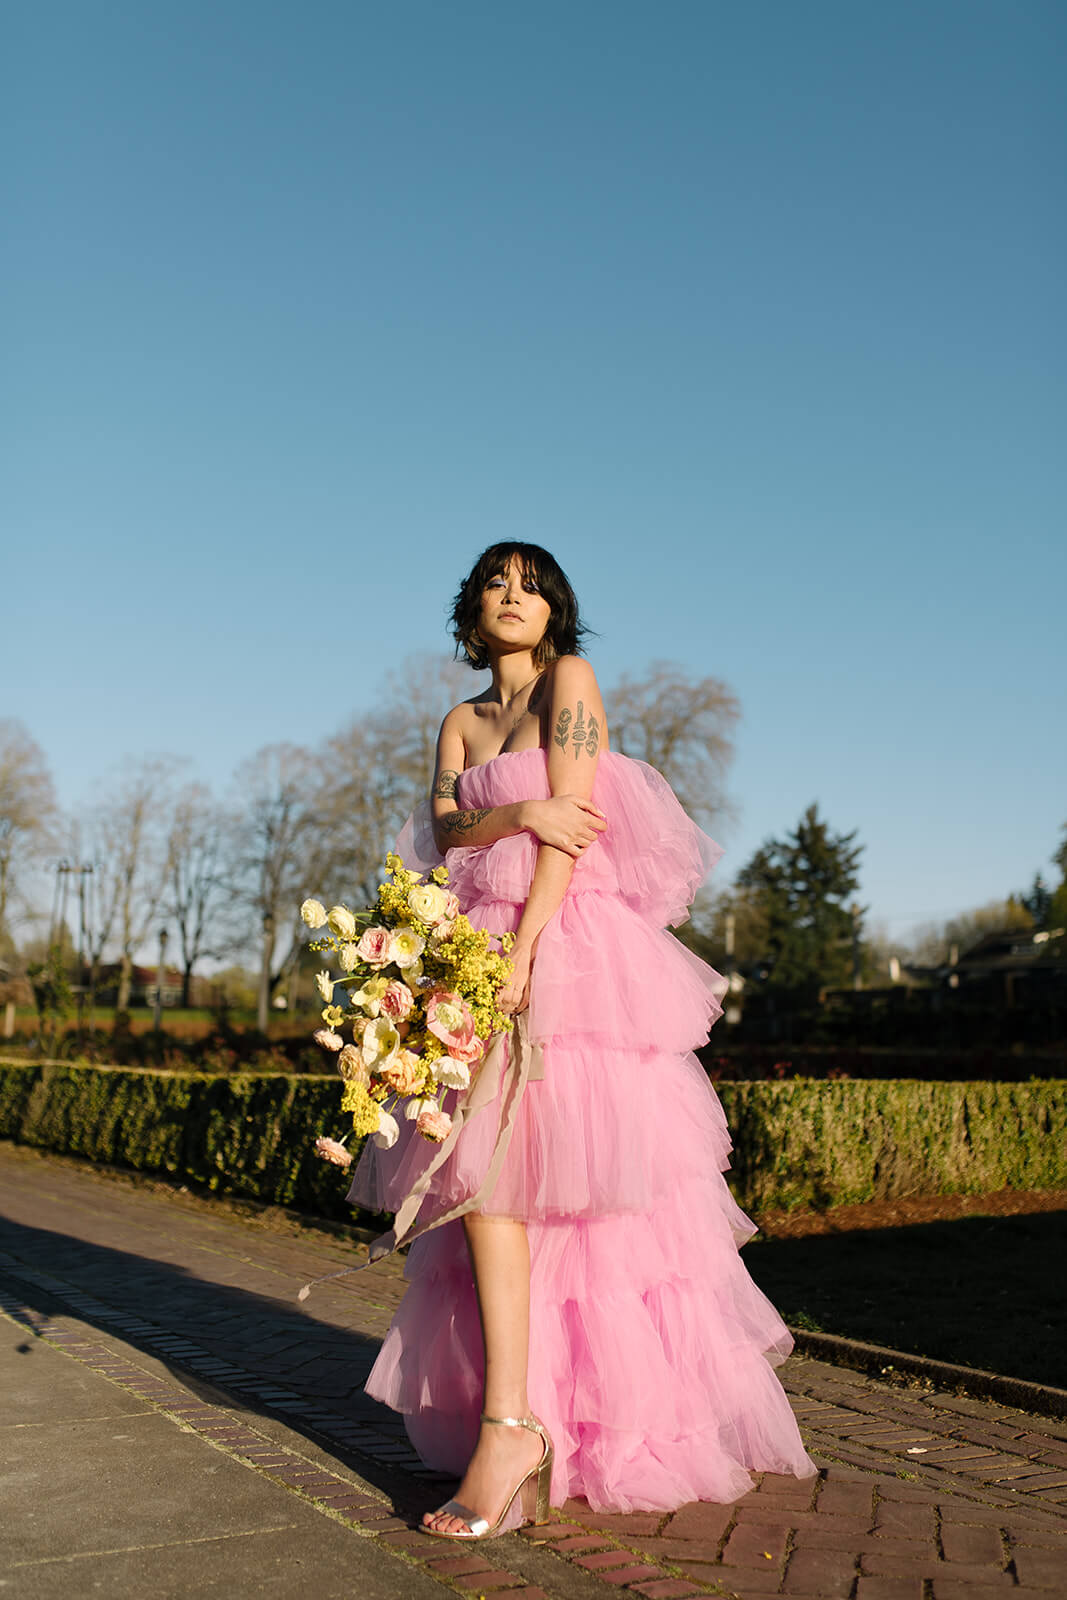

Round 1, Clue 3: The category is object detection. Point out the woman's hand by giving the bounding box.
[523,795,607,858]
[498,942,533,1016]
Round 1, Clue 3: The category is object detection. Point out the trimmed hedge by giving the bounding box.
[1,1059,1064,1216]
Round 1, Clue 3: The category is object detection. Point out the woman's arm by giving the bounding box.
[430,707,607,858]
[498,657,607,1012]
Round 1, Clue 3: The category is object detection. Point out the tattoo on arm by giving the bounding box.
[586,712,600,759]
[554,707,572,753]
[433,769,459,800]
[571,701,587,758]
[441,807,492,836]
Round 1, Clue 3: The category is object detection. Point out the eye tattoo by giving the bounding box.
[571,701,587,759]
[554,707,572,753]
[433,770,459,799]
[442,808,492,836]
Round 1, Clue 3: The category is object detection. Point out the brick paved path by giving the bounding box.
[2,1143,1065,1599]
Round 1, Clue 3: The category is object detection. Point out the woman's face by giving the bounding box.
[477,557,552,660]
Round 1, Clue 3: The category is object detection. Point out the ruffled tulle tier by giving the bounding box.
[366,1197,814,1510]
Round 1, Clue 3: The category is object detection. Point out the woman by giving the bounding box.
[348,542,815,1541]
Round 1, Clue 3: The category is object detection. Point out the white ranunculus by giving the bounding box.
[372,1108,400,1149]
[315,970,334,1003]
[436,1056,471,1091]
[300,898,327,929]
[327,904,357,939]
[404,1096,435,1121]
[408,883,449,925]
[338,941,360,972]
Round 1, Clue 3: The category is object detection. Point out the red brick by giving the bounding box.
[784,1548,858,1597]
[630,1584,706,1600]
[817,1480,876,1518]
[578,1512,664,1538]
[790,1515,875,1549]
[377,1530,433,1550]
[574,1552,638,1571]
[664,1502,735,1542]
[940,1522,1004,1565]
[595,1567,664,1586]
[628,1538,728,1563]
[722,1522,789,1567]
[872,1503,937,1542]
[551,1534,612,1553]
[1012,1545,1067,1587]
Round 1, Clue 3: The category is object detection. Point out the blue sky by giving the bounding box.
[4,1,1064,944]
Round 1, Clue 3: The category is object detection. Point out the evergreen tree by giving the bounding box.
[736,803,864,992]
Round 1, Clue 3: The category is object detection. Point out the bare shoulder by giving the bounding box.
[547,654,602,698]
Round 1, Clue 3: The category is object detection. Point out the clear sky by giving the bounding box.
[4,1,1064,944]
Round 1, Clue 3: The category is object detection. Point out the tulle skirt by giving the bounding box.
[348,750,816,1508]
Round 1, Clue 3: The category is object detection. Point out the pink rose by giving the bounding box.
[379,979,415,1023]
[379,1049,424,1096]
[313,1028,344,1052]
[443,892,460,920]
[313,1136,352,1169]
[425,989,477,1054]
[416,1107,453,1143]
[356,925,393,968]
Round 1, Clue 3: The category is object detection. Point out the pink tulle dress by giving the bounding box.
[348,748,816,1511]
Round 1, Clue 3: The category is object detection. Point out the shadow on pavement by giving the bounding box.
[0,1209,425,1508]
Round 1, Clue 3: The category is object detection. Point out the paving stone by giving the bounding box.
[721,1520,789,1567]
[1011,1544,1067,1587]
[872,1502,937,1541]
[783,1547,859,1596]
[941,1521,1005,1564]
[664,1501,735,1542]
[855,1580,924,1600]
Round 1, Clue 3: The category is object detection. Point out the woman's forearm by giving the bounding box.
[432,801,529,855]
[512,844,575,953]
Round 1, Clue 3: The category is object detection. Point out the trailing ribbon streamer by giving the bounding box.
[297,1012,543,1302]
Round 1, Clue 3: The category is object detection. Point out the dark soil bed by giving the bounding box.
[746,1188,1067,1391]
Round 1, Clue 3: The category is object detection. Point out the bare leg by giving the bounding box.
[422,1214,544,1534]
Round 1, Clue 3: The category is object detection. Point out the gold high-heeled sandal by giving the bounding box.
[419,1411,554,1541]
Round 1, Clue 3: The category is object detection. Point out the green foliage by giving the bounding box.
[1,1059,1063,1218]
[27,944,74,1057]
[716,1078,1067,1211]
[736,803,863,992]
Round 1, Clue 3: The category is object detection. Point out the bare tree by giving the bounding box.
[168,782,233,1007]
[603,661,740,826]
[907,899,1034,967]
[229,744,321,1032]
[0,720,59,944]
[85,757,181,1010]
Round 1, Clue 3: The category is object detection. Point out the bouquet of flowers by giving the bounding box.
[302,853,514,1170]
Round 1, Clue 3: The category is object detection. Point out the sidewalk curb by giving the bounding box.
[790,1326,1067,1420]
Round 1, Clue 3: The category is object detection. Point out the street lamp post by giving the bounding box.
[154,926,169,1031]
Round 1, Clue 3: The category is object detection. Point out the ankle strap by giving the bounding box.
[480,1411,542,1434]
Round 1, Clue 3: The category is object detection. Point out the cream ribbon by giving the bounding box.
[297,1013,543,1302]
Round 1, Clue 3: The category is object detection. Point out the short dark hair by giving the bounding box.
[450,543,589,671]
